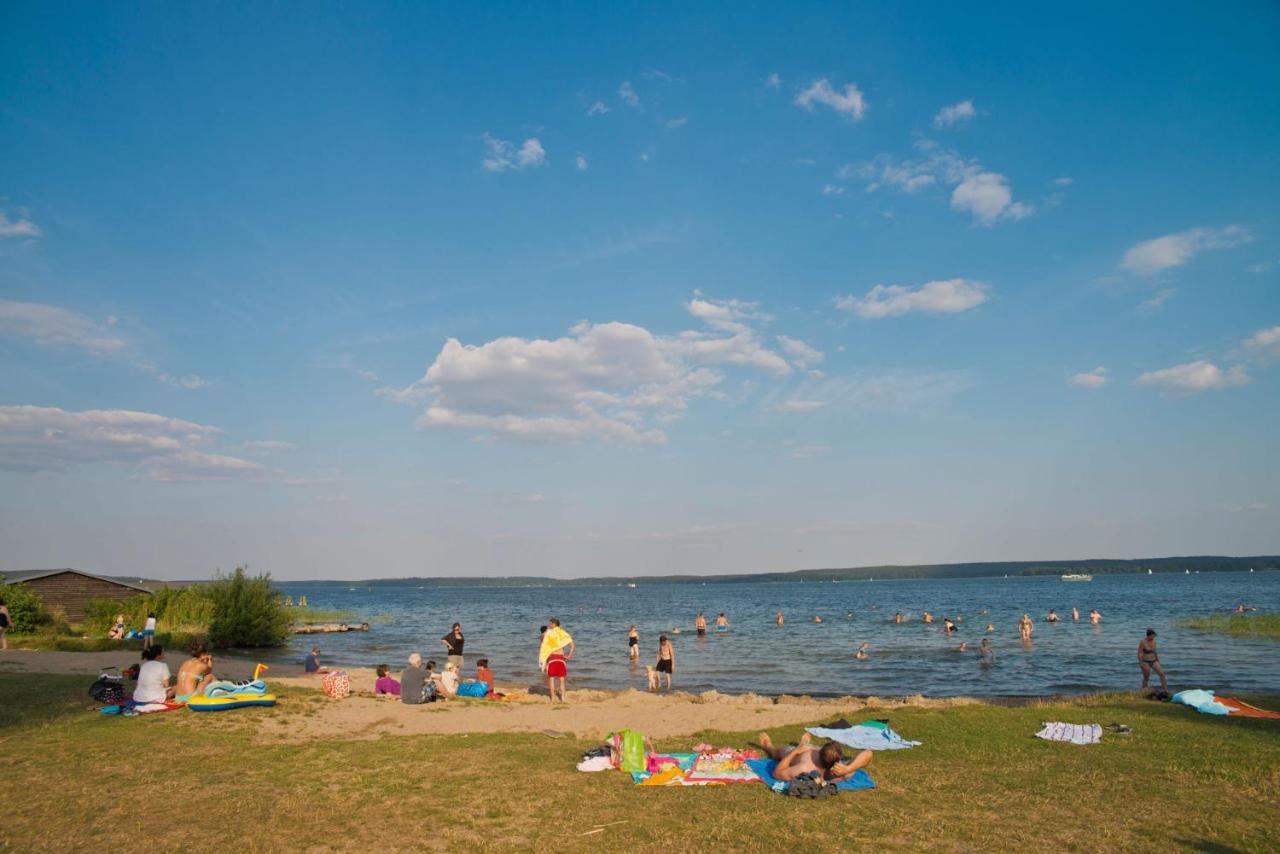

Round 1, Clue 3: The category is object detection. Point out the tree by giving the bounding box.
[206,567,290,648]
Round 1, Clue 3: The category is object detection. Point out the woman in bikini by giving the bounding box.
[628,625,639,660]
[175,643,216,701]
[1138,629,1168,694]
[655,634,675,690]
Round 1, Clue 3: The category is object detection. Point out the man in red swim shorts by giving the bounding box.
[541,618,574,703]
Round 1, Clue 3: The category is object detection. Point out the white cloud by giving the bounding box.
[0,405,263,481]
[481,134,547,172]
[776,335,824,367]
[0,299,207,389]
[243,440,294,454]
[1239,325,1280,363]
[766,73,781,89]
[575,154,588,171]
[618,81,640,107]
[1136,360,1249,394]
[782,370,974,415]
[1120,226,1252,276]
[0,208,41,239]
[951,171,1031,225]
[664,117,688,129]
[835,279,990,319]
[795,78,867,120]
[776,399,826,413]
[1053,176,1074,187]
[587,100,610,116]
[851,148,1030,225]
[1137,289,1174,314]
[821,184,845,196]
[788,444,830,459]
[1068,367,1109,389]
[0,299,128,355]
[933,99,976,128]
[381,296,796,445]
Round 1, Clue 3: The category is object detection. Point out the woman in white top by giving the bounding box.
[133,645,174,704]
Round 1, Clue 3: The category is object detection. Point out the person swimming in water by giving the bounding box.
[1138,629,1168,694]
[979,637,993,663]
[985,623,994,633]
[1090,608,1102,625]
[695,613,707,637]
[893,612,904,624]
[923,611,934,624]
[1071,607,1080,621]
[1046,610,1060,623]
[956,641,968,652]
[628,625,639,660]
[1019,614,1034,640]
[716,612,729,630]
[776,610,784,627]
[943,618,957,634]
[855,642,869,660]
[814,615,823,624]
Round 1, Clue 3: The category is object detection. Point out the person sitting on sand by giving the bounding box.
[894,612,904,624]
[695,613,707,637]
[475,658,495,691]
[757,732,872,783]
[628,625,639,660]
[175,643,215,700]
[133,645,174,704]
[374,664,400,698]
[923,611,934,624]
[1090,609,1102,625]
[108,613,126,640]
[1138,629,1168,694]
[438,662,459,697]
[1047,610,1060,623]
[303,646,330,674]
[400,653,433,704]
[655,634,675,690]
[855,642,869,660]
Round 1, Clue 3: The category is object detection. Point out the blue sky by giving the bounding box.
[1,2,1278,580]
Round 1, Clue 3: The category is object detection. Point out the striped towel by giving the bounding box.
[1035,722,1102,745]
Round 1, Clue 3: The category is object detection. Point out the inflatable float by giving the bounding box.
[186,665,277,712]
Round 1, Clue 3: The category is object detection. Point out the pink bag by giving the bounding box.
[321,670,350,699]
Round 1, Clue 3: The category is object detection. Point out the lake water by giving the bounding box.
[274,571,1280,697]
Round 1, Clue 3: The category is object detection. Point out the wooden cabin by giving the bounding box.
[1,569,151,623]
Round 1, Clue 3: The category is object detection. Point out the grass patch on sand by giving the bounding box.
[1,674,1277,851]
[1178,613,1280,638]
[286,606,358,624]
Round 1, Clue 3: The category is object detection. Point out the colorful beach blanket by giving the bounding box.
[806,724,921,750]
[744,759,875,795]
[684,753,760,784]
[1218,697,1280,719]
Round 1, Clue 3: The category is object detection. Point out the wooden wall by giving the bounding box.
[19,572,142,623]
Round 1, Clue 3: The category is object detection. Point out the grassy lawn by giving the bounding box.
[1,674,1277,852]
[1178,613,1280,638]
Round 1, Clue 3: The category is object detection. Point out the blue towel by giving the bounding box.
[806,725,921,750]
[745,758,875,794]
[1172,689,1231,716]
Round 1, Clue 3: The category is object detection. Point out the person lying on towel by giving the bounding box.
[757,731,872,783]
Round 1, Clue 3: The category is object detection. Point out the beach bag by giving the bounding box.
[88,671,126,705]
[609,729,647,773]
[456,681,489,698]
[321,670,350,699]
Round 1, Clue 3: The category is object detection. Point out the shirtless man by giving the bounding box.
[757,732,872,783]
[1090,609,1102,625]
[715,612,729,630]
[695,613,707,637]
[776,610,784,627]
[1138,629,1168,694]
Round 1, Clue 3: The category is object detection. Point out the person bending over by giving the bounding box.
[757,732,872,783]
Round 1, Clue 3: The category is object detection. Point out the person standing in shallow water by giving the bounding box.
[695,612,707,637]
[628,625,639,661]
[776,610,784,627]
[541,618,574,703]
[655,634,675,690]
[1138,629,1168,695]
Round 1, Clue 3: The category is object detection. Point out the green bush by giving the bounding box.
[84,586,214,635]
[0,581,54,634]
[206,567,290,648]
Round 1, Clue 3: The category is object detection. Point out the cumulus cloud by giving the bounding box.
[0,299,208,389]
[1068,367,1109,389]
[575,154,588,171]
[775,399,826,413]
[618,81,640,107]
[1120,226,1252,276]
[933,99,976,128]
[380,296,800,445]
[0,405,263,481]
[0,208,41,239]
[587,100,610,116]
[795,78,867,120]
[835,279,989,319]
[1136,360,1249,394]
[481,134,547,172]
[850,148,1030,226]
[776,335,824,367]
[1239,325,1280,363]
[821,184,845,196]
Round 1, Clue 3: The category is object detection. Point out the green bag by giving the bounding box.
[610,729,647,773]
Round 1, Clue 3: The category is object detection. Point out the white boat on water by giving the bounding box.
[1147,569,1153,575]
[1061,573,1093,582]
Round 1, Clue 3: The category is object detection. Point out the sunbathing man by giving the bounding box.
[757,732,872,783]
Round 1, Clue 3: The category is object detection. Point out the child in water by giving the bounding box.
[855,642,870,660]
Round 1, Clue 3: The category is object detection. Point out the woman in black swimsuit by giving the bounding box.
[1138,629,1168,694]
[628,625,639,660]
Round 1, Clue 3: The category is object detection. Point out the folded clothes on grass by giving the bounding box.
[744,759,875,795]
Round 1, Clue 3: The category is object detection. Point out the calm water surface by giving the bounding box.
[274,572,1279,697]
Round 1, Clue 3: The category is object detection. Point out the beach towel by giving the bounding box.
[806,724,921,751]
[99,701,183,716]
[539,626,573,668]
[1172,689,1232,716]
[744,759,875,795]
[1035,722,1102,745]
[1218,697,1280,719]
[684,753,760,784]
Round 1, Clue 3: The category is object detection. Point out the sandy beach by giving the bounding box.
[0,648,975,741]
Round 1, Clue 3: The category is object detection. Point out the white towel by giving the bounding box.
[1035,722,1102,745]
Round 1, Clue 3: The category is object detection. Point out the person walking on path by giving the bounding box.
[540,618,574,703]
[441,623,465,670]
[1138,629,1168,695]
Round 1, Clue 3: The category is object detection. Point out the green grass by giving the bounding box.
[286,606,358,624]
[1178,613,1280,638]
[6,629,205,652]
[0,674,1277,851]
